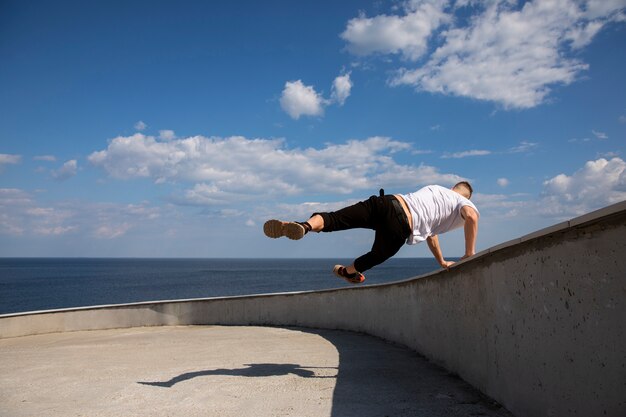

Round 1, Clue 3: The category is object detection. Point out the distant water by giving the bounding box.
[0,258,443,315]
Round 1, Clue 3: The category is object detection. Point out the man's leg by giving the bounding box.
[265,195,408,284]
[344,264,359,275]
[311,196,378,233]
[342,195,411,275]
[353,228,406,273]
[305,214,324,232]
[264,196,378,240]
[333,230,404,284]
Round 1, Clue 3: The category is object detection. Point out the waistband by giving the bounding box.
[390,196,411,234]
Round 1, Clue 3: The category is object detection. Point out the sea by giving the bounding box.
[0,258,444,315]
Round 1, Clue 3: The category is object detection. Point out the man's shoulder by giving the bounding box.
[459,199,479,216]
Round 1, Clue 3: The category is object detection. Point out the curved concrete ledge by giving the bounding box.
[2,201,625,417]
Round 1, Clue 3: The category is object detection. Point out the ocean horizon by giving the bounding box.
[0,257,445,315]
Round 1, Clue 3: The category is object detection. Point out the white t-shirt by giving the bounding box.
[401,185,479,245]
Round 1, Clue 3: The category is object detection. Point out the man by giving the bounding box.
[263,182,479,284]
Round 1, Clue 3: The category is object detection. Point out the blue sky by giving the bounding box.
[1,0,625,259]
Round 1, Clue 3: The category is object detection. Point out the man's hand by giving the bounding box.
[440,260,455,269]
[427,235,455,269]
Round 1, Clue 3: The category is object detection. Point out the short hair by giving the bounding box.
[453,181,473,199]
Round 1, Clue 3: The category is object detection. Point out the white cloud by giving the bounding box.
[34,155,57,162]
[88,133,463,205]
[280,72,354,119]
[34,225,78,236]
[473,192,530,218]
[280,80,326,119]
[341,0,450,60]
[565,20,604,49]
[591,129,608,139]
[26,207,75,228]
[135,121,147,131]
[0,188,77,236]
[331,73,353,105]
[442,149,491,159]
[0,188,31,205]
[583,0,626,20]
[541,157,626,217]
[0,188,31,235]
[391,1,589,108]
[372,163,465,188]
[0,188,163,240]
[568,137,592,143]
[124,203,161,220]
[465,158,626,223]
[508,141,538,153]
[0,153,21,167]
[88,202,160,239]
[159,130,176,140]
[598,151,621,159]
[94,223,132,239]
[346,0,625,109]
[412,149,434,155]
[497,178,510,187]
[52,160,78,181]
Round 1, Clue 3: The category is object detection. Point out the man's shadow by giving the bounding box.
[138,363,336,388]
[136,329,511,416]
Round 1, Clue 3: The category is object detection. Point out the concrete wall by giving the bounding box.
[1,201,625,417]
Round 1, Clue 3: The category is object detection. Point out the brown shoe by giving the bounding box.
[333,265,365,284]
[263,219,307,240]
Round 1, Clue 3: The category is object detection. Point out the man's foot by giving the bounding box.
[263,219,308,240]
[333,265,365,284]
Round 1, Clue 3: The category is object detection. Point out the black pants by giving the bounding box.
[313,195,411,273]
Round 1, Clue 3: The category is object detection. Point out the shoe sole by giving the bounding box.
[263,220,305,240]
[333,265,365,284]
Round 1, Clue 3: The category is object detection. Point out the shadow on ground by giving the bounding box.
[138,327,512,417]
[313,328,512,417]
[138,363,335,387]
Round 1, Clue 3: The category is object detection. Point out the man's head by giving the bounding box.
[452,181,473,199]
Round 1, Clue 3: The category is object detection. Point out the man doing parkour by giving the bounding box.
[263,182,479,284]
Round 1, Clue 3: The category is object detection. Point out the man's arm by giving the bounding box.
[426,235,454,269]
[427,205,479,268]
[461,205,479,259]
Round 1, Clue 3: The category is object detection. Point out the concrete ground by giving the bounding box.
[0,326,513,417]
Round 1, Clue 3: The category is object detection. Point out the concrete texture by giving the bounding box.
[1,201,625,417]
[0,326,512,417]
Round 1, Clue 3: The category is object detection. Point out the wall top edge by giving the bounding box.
[0,289,341,319]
